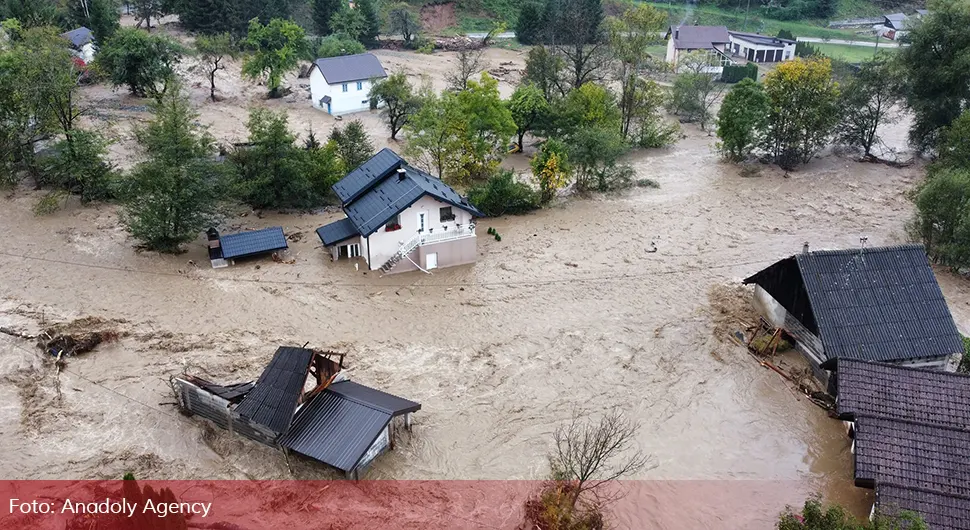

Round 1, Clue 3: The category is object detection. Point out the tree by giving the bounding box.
[67,0,120,44]
[467,169,540,216]
[568,126,630,191]
[896,0,970,150]
[38,129,116,203]
[629,78,678,149]
[913,168,970,267]
[716,78,770,161]
[558,82,621,136]
[607,4,667,138]
[508,83,549,151]
[446,48,484,91]
[516,2,544,45]
[531,138,570,203]
[131,0,167,30]
[122,86,226,253]
[242,18,307,98]
[195,32,237,101]
[313,0,342,35]
[448,73,516,182]
[837,53,901,158]
[1,0,62,28]
[330,8,366,41]
[777,29,794,40]
[936,110,970,170]
[329,119,374,170]
[22,27,84,137]
[668,51,724,130]
[316,34,365,58]
[405,88,456,179]
[177,0,239,36]
[369,72,419,140]
[523,45,565,100]
[546,0,609,90]
[356,0,380,46]
[763,57,840,169]
[96,27,184,99]
[387,3,419,46]
[778,497,928,530]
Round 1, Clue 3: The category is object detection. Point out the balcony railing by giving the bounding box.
[419,224,476,245]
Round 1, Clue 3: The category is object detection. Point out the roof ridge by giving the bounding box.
[795,243,925,258]
[856,413,970,434]
[878,482,970,502]
[840,359,970,380]
[326,382,396,415]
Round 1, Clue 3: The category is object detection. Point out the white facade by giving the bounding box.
[77,43,96,64]
[665,39,731,75]
[727,35,795,63]
[309,66,377,116]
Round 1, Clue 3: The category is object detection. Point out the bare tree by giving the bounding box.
[546,0,611,90]
[446,49,485,91]
[551,408,651,511]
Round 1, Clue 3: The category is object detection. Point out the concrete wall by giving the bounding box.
[417,236,477,270]
[364,195,475,270]
[309,67,377,116]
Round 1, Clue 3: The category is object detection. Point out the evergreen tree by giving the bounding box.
[356,0,380,46]
[67,0,121,44]
[312,0,342,35]
[178,0,239,35]
[516,2,544,45]
[329,119,374,170]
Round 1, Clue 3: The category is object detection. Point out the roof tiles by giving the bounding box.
[875,485,970,530]
[316,218,360,246]
[312,53,387,85]
[219,227,288,260]
[234,347,314,434]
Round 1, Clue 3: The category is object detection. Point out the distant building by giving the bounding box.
[316,149,483,274]
[60,27,96,64]
[664,25,734,74]
[727,31,795,63]
[309,53,387,116]
[743,244,964,390]
[879,13,909,40]
[915,8,929,18]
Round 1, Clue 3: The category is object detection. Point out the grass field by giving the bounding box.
[811,42,897,62]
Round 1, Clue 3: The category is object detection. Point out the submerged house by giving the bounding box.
[664,25,734,74]
[61,27,96,64]
[173,346,420,478]
[316,149,483,274]
[743,244,964,389]
[836,361,970,529]
[879,13,909,40]
[309,53,387,116]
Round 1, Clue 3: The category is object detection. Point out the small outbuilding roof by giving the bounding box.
[837,361,970,429]
[744,244,963,365]
[234,347,314,434]
[729,31,795,46]
[916,9,929,16]
[875,484,970,530]
[219,227,288,260]
[312,53,387,85]
[884,13,908,29]
[61,27,94,48]
[278,380,420,473]
[667,25,731,50]
[316,218,361,246]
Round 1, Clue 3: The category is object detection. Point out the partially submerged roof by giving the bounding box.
[316,218,360,246]
[837,361,970,429]
[332,148,404,205]
[875,484,970,530]
[219,227,288,260]
[667,25,731,49]
[885,13,908,29]
[234,347,314,434]
[729,31,795,46]
[278,380,420,472]
[312,53,387,85]
[61,27,93,48]
[744,244,963,364]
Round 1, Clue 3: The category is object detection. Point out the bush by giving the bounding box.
[37,130,117,203]
[524,482,605,530]
[913,168,970,267]
[634,118,680,149]
[721,63,758,84]
[317,34,366,58]
[467,170,540,216]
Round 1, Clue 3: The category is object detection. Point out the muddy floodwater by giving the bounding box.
[0,87,961,527]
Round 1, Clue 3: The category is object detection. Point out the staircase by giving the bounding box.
[380,233,422,273]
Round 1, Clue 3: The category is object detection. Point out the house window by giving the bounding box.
[439,207,455,222]
[356,81,363,90]
[385,214,401,232]
[342,83,348,92]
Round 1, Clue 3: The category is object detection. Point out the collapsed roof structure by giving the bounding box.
[173,347,420,478]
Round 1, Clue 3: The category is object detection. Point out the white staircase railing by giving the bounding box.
[380,233,422,273]
[379,224,477,273]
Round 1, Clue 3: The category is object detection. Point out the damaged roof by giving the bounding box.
[234,347,314,434]
[278,380,420,472]
[744,244,962,364]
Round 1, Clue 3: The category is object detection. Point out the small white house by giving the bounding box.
[60,27,96,64]
[728,31,795,63]
[309,53,387,116]
[665,25,734,75]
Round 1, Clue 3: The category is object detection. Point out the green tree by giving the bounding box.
[38,129,116,203]
[0,31,47,182]
[242,18,307,98]
[558,82,621,136]
[936,110,970,170]
[369,72,418,140]
[328,119,374,170]
[914,168,970,267]
[607,4,667,138]
[531,138,570,203]
[449,73,517,182]
[516,2,545,45]
[67,0,120,44]
[716,78,770,161]
[668,51,724,130]
[467,169,540,216]
[405,88,456,179]
[177,0,239,36]
[508,83,550,151]
[316,33,365,57]
[195,32,237,101]
[330,8,366,40]
[97,27,184,99]
[777,29,794,40]
[778,497,928,530]
[763,57,840,169]
[837,53,901,158]
[523,45,565,100]
[122,86,226,253]
[387,3,419,46]
[356,0,380,46]
[568,126,629,191]
[304,134,346,200]
[896,0,970,151]
[313,0,342,35]
[629,77,678,149]
[1,0,61,28]
[131,0,167,30]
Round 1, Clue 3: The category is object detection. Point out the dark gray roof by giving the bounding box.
[885,13,908,29]
[745,244,963,364]
[875,484,970,530]
[667,25,731,50]
[61,27,93,47]
[234,347,313,434]
[729,31,795,46]
[916,9,929,16]
[853,415,970,498]
[278,381,420,473]
[335,152,483,237]
[312,53,387,85]
[219,227,288,260]
[316,218,360,246]
[199,381,255,402]
[837,361,970,429]
[332,148,404,205]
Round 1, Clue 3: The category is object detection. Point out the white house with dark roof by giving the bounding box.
[60,27,96,64]
[664,25,734,74]
[309,53,387,116]
[316,149,483,274]
[879,13,910,40]
[727,31,795,63]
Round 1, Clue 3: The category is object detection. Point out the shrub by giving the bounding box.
[634,118,679,149]
[37,130,117,203]
[317,34,366,58]
[467,170,540,216]
[635,178,659,188]
[721,63,759,84]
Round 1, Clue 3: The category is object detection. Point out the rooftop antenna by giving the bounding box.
[860,236,868,250]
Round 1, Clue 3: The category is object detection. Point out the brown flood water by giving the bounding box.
[0,40,945,526]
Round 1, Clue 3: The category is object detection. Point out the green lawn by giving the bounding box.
[812,42,897,63]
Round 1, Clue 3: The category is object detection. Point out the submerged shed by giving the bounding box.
[208,226,288,267]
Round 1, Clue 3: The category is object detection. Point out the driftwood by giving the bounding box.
[860,153,915,168]
[0,327,35,340]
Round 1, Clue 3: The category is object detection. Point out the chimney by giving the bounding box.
[802,242,810,254]
[397,167,407,181]
[674,27,679,39]
[207,228,222,260]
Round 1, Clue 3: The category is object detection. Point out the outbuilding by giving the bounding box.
[727,31,795,63]
[309,53,387,116]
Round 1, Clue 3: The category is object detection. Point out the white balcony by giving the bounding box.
[419,224,476,246]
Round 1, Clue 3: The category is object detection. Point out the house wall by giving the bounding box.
[666,38,677,64]
[309,67,376,115]
[417,236,477,270]
[753,287,830,386]
[728,36,794,63]
[363,195,475,271]
[79,43,96,63]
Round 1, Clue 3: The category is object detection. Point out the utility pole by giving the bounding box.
[743,0,752,32]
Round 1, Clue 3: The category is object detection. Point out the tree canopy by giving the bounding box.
[241,18,307,98]
[369,72,419,140]
[763,57,840,169]
[96,27,184,99]
[716,78,770,161]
